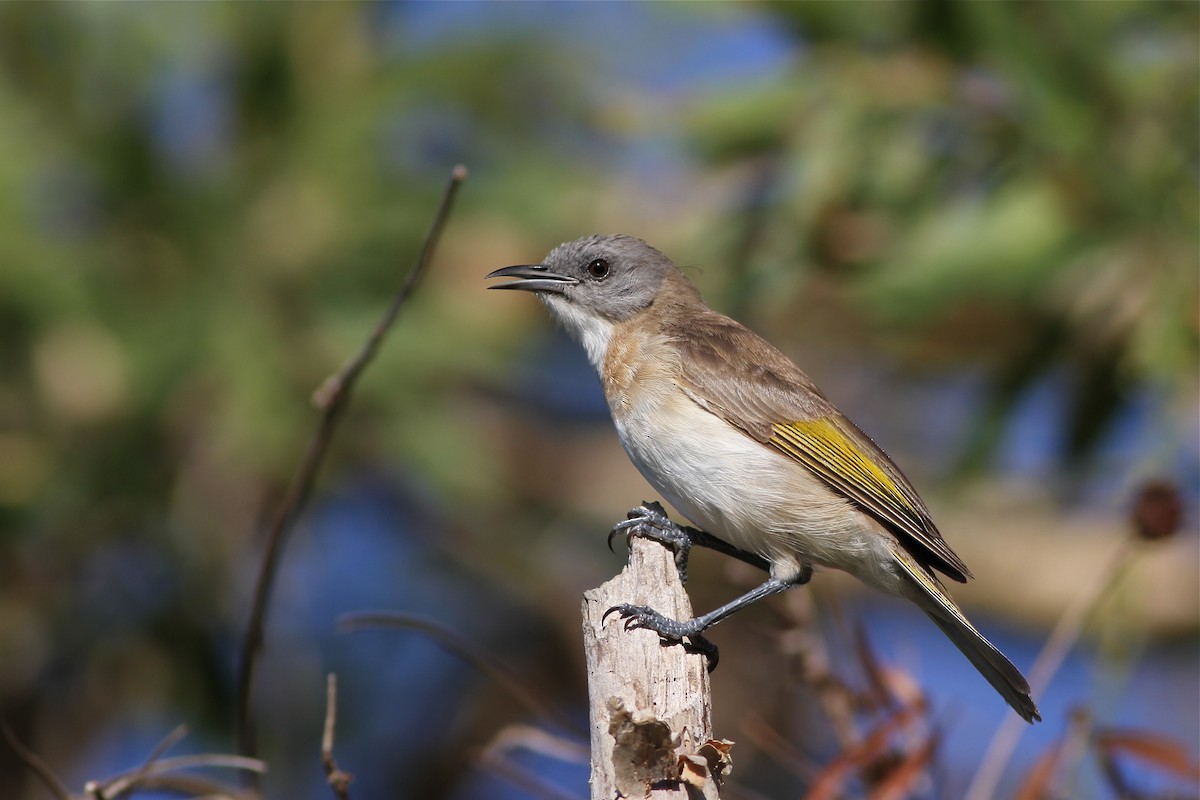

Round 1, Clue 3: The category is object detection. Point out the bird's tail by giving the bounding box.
[892,549,1041,723]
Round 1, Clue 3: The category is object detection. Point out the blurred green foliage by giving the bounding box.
[686,1,1196,468]
[0,1,1194,798]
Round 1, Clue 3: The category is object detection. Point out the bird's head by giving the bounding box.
[487,233,681,319]
[487,234,685,368]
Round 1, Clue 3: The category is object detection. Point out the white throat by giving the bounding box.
[540,294,614,374]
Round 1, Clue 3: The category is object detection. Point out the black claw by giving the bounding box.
[607,513,637,553]
[607,516,644,553]
[607,502,695,583]
[606,603,691,640]
[602,603,720,672]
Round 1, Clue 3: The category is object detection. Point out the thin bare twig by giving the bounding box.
[322,673,352,800]
[234,165,468,767]
[98,723,191,799]
[479,751,583,800]
[103,771,255,799]
[312,163,469,412]
[2,721,71,800]
[482,723,589,766]
[966,536,1136,800]
[338,612,584,737]
[97,753,267,797]
[141,723,190,770]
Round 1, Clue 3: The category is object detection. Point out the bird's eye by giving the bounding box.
[587,258,610,280]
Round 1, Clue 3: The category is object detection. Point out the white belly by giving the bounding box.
[611,388,899,587]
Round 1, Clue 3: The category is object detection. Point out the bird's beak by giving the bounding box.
[485,264,578,294]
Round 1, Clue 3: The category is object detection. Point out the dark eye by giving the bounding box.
[586,258,610,280]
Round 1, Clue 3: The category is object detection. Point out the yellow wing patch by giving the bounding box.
[770,418,914,517]
[768,417,970,581]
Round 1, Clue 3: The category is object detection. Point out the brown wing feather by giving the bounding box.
[664,309,972,582]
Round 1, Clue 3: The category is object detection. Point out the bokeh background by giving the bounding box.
[0,2,1196,799]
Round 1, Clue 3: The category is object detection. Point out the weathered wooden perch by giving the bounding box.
[582,536,731,799]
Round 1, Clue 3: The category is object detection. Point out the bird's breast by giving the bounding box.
[601,326,678,406]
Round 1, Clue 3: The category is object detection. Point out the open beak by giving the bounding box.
[485,264,578,294]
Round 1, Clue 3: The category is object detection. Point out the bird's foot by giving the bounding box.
[608,501,694,583]
[603,603,719,672]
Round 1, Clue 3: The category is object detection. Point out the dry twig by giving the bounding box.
[2,721,71,800]
[966,536,1136,800]
[476,724,590,800]
[478,748,584,800]
[102,723,190,799]
[234,165,467,767]
[92,753,266,798]
[5,715,262,800]
[322,673,353,800]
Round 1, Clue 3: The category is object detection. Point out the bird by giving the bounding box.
[487,234,1040,723]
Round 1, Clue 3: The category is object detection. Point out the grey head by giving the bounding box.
[486,234,680,323]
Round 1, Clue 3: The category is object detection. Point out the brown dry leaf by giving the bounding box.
[678,753,711,788]
[867,734,937,800]
[803,755,856,800]
[804,706,915,800]
[1014,739,1064,800]
[678,738,735,789]
[698,738,734,779]
[1094,727,1200,782]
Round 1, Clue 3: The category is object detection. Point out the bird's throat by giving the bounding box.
[540,294,615,374]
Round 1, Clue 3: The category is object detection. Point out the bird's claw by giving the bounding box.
[607,501,693,583]
[602,603,720,672]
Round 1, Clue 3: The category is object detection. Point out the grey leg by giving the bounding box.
[604,567,812,672]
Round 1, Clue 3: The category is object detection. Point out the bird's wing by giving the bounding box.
[670,311,972,583]
[768,416,971,581]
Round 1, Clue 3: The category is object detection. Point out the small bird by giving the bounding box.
[488,234,1040,723]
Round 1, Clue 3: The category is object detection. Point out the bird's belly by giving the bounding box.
[611,389,892,583]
